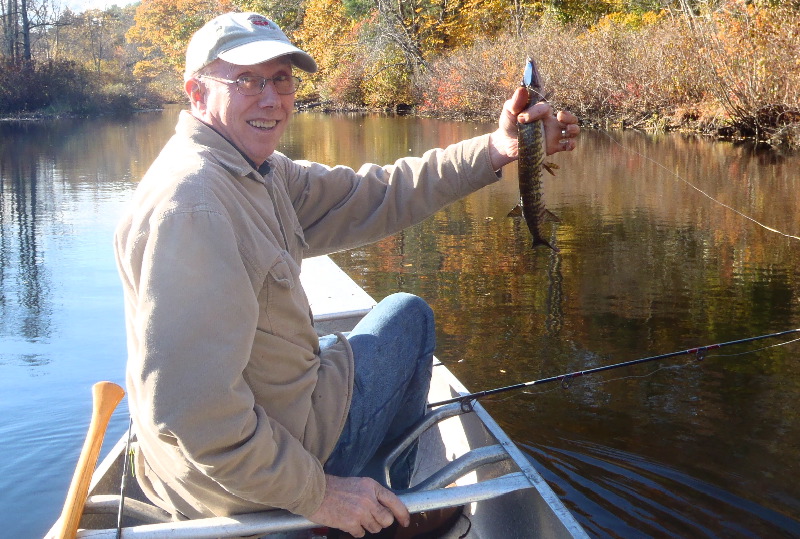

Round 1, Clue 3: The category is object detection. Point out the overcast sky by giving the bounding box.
[67,0,134,13]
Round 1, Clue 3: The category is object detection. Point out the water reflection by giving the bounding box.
[2,109,799,537]
[0,110,179,538]
[327,124,800,536]
[0,112,176,352]
[0,124,55,346]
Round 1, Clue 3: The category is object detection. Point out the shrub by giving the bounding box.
[417,3,799,145]
[0,59,142,115]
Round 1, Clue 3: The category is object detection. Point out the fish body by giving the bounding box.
[512,57,559,251]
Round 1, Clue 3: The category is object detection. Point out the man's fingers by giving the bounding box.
[557,110,578,125]
[517,101,553,124]
[363,518,383,534]
[508,86,530,115]
[376,486,411,527]
[373,503,396,528]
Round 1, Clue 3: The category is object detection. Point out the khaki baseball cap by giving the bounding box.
[184,12,317,79]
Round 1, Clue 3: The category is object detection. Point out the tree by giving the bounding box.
[238,0,305,33]
[42,7,137,76]
[126,0,235,82]
[293,0,357,98]
[2,0,65,65]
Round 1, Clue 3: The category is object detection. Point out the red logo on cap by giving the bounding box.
[248,14,272,27]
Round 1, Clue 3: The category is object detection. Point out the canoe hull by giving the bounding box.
[48,256,587,538]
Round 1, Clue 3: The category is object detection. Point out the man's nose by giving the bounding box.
[258,81,281,107]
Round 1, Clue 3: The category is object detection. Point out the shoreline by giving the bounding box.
[3,101,797,152]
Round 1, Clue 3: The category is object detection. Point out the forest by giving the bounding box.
[1,0,799,147]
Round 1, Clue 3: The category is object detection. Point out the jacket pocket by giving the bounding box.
[268,253,295,289]
[259,251,314,348]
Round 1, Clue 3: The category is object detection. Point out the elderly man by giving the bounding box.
[114,11,579,538]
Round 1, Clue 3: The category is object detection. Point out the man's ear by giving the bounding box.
[185,78,205,110]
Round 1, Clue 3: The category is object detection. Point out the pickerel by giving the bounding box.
[509,56,560,251]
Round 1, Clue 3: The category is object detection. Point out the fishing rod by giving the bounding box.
[429,328,800,408]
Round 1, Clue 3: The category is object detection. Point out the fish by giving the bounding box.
[508,56,560,251]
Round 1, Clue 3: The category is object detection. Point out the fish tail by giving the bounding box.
[533,236,559,252]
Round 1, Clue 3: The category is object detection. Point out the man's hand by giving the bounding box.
[488,86,580,170]
[308,475,411,537]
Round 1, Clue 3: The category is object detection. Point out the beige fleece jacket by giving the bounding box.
[114,111,500,519]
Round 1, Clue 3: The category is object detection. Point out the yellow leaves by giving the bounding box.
[591,9,666,33]
[706,0,800,106]
[294,0,354,64]
[293,0,360,101]
[127,0,236,77]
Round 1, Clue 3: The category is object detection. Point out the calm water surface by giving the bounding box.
[2,106,799,537]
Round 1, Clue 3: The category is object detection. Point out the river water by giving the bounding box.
[2,106,799,537]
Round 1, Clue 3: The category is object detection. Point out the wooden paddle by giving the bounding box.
[56,381,125,539]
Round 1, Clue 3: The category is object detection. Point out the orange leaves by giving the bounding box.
[294,0,365,103]
[698,0,800,131]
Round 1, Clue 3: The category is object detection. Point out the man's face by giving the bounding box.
[193,58,295,166]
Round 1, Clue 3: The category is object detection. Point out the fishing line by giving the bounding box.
[599,130,800,242]
[116,416,134,539]
[701,336,800,358]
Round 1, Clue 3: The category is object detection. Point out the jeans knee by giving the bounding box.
[384,292,434,332]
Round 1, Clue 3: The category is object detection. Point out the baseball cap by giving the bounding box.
[184,12,317,80]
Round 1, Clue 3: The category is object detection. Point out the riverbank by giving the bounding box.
[297,5,800,151]
[295,98,800,152]
[6,99,795,154]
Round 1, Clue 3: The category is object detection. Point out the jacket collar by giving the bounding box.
[177,110,272,180]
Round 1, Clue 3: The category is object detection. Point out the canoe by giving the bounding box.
[48,255,588,539]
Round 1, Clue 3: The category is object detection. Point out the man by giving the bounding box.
[114,11,579,538]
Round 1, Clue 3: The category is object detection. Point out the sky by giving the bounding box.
[67,0,135,13]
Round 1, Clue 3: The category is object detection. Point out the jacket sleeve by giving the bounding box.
[280,134,500,255]
[125,205,325,516]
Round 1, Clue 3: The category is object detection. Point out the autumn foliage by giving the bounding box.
[415,1,800,146]
[2,0,798,146]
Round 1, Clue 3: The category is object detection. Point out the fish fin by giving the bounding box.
[507,205,523,218]
[543,162,558,176]
[543,209,561,223]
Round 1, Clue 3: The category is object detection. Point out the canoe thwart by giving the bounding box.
[376,402,518,492]
[404,444,512,493]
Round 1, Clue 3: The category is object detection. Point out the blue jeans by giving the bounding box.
[322,293,434,490]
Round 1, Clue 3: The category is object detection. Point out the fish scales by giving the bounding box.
[514,57,559,251]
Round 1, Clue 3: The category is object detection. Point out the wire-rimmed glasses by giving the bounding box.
[199,74,302,96]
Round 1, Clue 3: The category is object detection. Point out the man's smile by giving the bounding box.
[248,119,278,130]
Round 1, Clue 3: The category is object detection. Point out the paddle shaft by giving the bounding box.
[57,381,125,539]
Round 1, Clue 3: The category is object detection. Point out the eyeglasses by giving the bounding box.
[199,74,302,96]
